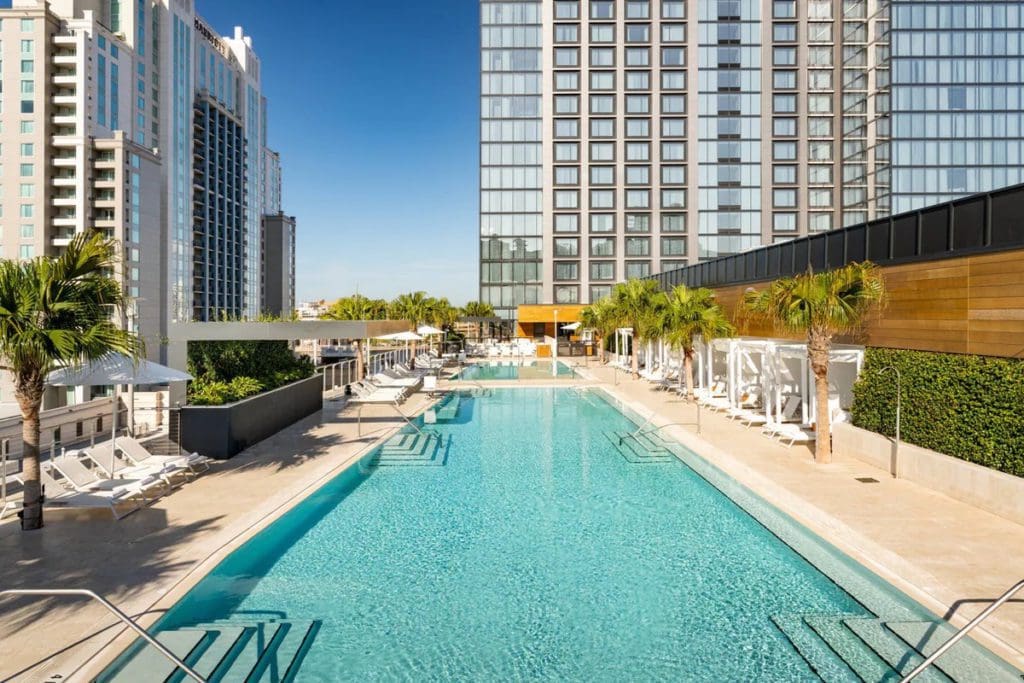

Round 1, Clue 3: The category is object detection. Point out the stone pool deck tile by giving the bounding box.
[0,393,434,683]
[582,365,1024,668]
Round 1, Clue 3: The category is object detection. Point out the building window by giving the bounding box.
[590,71,615,90]
[555,166,579,185]
[662,214,686,232]
[590,285,612,301]
[590,118,614,137]
[626,118,650,137]
[626,142,650,161]
[661,190,685,209]
[773,212,797,232]
[590,214,615,232]
[554,48,579,67]
[662,95,686,114]
[554,261,579,281]
[590,142,614,161]
[809,189,833,208]
[662,165,686,185]
[626,166,650,185]
[555,72,580,90]
[554,190,579,210]
[808,165,832,184]
[590,166,614,185]
[662,1,685,19]
[20,19,34,32]
[625,71,650,90]
[662,23,685,42]
[625,47,650,67]
[19,183,33,198]
[590,189,614,209]
[773,165,796,184]
[554,238,579,257]
[20,121,34,134]
[554,286,579,304]
[555,2,579,20]
[19,143,33,156]
[19,245,34,260]
[19,163,33,177]
[661,47,684,67]
[661,237,687,256]
[809,213,833,232]
[626,189,650,209]
[661,118,685,137]
[554,24,579,43]
[554,119,579,138]
[590,47,614,67]
[555,143,579,162]
[625,237,650,257]
[625,261,650,279]
[590,237,615,257]
[626,24,650,43]
[773,142,796,161]
[625,214,650,233]
[590,24,615,42]
[19,204,33,218]
[555,95,579,115]
[661,71,685,90]
[625,95,650,115]
[590,261,615,281]
[591,1,614,19]
[554,214,579,233]
[662,142,685,161]
[773,189,797,208]
[20,224,33,238]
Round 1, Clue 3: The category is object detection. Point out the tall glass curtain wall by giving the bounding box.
[481,1,544,319]
[698,0,762,259]
[889,1,1024,213]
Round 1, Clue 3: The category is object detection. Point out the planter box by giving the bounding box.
[180,375,322,459]
[833,422,1024,525]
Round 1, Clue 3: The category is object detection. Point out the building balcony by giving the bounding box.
[93,196,116,207]
[53,155,77,167]
[53,35,77,46]
[52,94,77,106]
[52,74,77,86]
[52,114,77,127]
[52,134,78,147]
[94,178,117,189]
[53,216,78,227]
[52,196,78,207]
[92,217,116,229]
[52,54,77,66]
[52,176,77,187]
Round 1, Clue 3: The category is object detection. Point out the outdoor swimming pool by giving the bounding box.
[100,388,1019,682]
[457,360,576,380]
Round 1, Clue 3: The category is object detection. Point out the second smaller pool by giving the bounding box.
[457,360,576,380]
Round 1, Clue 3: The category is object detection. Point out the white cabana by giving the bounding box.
[47,354,194,478]
[772,342,864,428]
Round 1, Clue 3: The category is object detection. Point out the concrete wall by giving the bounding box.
[833,422,1024,525]
[179,375,322,459]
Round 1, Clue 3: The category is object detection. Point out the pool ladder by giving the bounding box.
[0,588,206,682]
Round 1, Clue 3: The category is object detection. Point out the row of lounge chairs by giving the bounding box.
[350,363,429,404]
[1,436,211,521]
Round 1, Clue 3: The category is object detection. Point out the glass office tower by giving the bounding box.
[480,1,1024,317]
[480,1,544,320]
[888,1,1024,213]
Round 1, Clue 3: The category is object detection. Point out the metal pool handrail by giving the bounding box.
[0,588,206,683]
[900,578,1024,682]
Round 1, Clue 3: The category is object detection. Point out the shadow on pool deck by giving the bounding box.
[0,395,431,682]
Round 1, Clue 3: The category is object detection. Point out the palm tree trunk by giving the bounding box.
[683,349,695,400]
[15,379,44,530]
[355,339,365,381]
[808,331,832,464]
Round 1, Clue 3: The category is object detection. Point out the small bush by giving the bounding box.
[186,339,313,406]
[852,348,1024,477]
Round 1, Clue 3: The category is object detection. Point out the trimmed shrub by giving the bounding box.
[187,340,313,406]
[852,348,1024,477]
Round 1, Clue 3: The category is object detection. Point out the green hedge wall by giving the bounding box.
[851,348,1024,477]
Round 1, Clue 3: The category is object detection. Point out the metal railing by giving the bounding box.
[0,588,206,683]
[319,359,358,398]
[900,578,1024,682]
[390,401,440,441]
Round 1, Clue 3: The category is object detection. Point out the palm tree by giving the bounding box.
[0,234,141,530]
[744,262,885,464]
[322,295,389,381]
[389,291,431,326]
[659,285,735,399]
[608,279,662,378]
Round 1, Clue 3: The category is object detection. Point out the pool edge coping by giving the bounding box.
[74,396,442,683]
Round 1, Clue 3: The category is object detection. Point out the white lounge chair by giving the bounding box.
[116,437,211,476]
[354,381,407,401]
[49,454,169,501]
[370,372,420,388]
[774,424,817,447]
[33,468,145,520]
[80,443,188,487]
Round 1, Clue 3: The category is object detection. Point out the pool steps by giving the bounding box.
[96,619,320,683]
[370,431,450,467]
[772,613,1021,682]
[603,430,675,464]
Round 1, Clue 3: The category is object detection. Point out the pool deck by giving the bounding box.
[0,363,1022,680]
[0,393,436,682]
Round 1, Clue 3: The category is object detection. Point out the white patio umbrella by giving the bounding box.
[417,325,444,354]
[375,331,424,365]
[47,353,193,477]
[561,322,581,331]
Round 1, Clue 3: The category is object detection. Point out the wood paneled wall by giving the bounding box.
[708,249,1024,359]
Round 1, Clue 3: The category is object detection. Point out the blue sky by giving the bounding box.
[201,1,480,304]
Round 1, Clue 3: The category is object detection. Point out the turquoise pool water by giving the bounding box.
[458,360,576,380]
[125,387,965,681]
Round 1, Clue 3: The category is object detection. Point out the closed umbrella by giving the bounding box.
[47,354,193,477]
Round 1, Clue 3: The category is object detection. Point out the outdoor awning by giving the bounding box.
[47,353,193,386]
[560,322,582,331]
[417,325,444,336]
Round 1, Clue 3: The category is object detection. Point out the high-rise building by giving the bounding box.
[885,0,1024,214]
[0,0,293,327]
[0,0,294,405]
[479,0,1024,319]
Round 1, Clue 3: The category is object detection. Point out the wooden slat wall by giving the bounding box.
[705,249,1024,359]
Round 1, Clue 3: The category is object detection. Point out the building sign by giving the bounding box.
[194,17,229,58]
